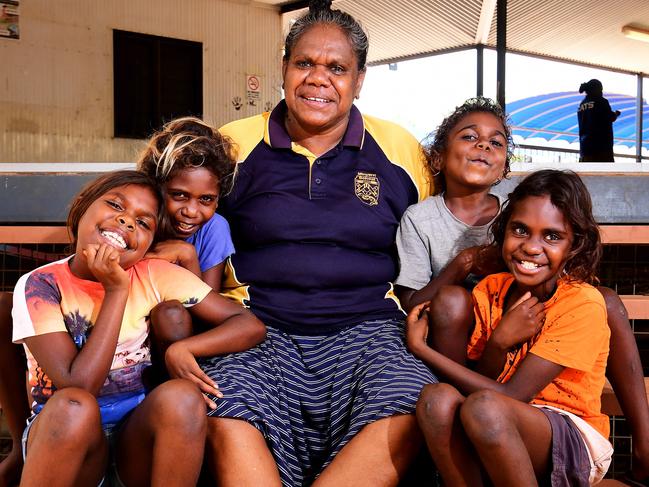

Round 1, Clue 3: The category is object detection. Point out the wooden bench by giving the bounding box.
[0,224,647,316]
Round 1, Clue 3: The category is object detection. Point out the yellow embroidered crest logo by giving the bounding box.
[354,172,380,206]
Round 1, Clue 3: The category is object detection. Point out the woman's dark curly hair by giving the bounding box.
[491,169,602,285]
[424,97,513,195]
[137,116,237,197]
[283,0,369,72]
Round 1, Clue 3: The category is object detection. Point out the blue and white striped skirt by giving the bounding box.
[199,317,438,486]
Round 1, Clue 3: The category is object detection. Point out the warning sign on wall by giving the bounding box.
[246,74,261,107]
[0,0,19,39]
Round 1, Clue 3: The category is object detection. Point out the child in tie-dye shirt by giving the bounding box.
[12,171,265,487]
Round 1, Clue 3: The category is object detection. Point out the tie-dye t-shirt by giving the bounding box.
[12,256,212,423]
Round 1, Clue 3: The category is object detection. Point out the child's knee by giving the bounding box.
[150,379,207,434]
[430,285,473,327]
[39,388,102,443]
[150,300,192,343]
[460,390,509,444]
[416,383,463,426]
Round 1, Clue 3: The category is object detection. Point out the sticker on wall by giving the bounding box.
[0,0,19,39]
[246,74,261,107]
[232,96,243,111]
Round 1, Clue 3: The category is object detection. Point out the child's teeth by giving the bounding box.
[101,231,127,249]
[521,261,538,270]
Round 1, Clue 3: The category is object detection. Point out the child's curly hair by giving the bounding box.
[424,97,514,194]
[491,169,602,285]
[137,117,237,196]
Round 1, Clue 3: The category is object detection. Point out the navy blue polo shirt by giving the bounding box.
[219,101,431,334]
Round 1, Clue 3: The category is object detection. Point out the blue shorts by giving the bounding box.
[200,317,438,486]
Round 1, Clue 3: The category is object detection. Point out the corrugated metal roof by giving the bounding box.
[279,0,649,73]
[506,91,649,147]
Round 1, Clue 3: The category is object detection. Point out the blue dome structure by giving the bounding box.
[506,92,649,149]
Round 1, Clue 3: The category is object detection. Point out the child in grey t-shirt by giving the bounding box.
[396,98,512,314]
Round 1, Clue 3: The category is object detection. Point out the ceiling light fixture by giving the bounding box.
[622,24,649,43]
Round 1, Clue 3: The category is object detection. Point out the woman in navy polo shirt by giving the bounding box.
[199,1,437,485]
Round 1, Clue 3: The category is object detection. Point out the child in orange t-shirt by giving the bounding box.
[406,170,612,486]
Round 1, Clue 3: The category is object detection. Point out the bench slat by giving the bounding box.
[0,226,70,244]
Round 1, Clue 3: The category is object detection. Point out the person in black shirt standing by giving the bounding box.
[577,79,621,162]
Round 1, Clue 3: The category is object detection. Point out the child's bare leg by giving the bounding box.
[0,292,30,487]
[148,300,193,381]
[599,286,649,480]
[115,378,206,487]
[416,383,483,487]
[428,285,474,364]
[206,417,281,487]
[460,390,552,487]
[20,388,107,487]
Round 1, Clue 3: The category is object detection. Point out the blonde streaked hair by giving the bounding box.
[137,116,236,195]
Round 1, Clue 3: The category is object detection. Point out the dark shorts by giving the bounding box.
[538,407,591,487]
[200,317,438,486]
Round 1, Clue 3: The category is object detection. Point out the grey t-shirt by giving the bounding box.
[395,193,503,291]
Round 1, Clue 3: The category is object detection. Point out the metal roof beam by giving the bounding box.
[475,0,497,44]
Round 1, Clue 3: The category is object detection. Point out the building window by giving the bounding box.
[113,30,203,139]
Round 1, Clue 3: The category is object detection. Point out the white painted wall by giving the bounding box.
[0,0,283,163]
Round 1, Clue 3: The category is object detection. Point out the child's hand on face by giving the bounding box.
[405,301,431,356]
[83,244,129,291]
[165,341,223,410]
[493,292,545,350]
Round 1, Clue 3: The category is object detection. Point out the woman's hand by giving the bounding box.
[493,292,545,350]
[165,341,223,410]
[83,243,129,291]
[405,301,431,357]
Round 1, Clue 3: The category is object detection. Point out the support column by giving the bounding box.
[637,74,644,162]
[496,0,507,109]
[476,44,484,97]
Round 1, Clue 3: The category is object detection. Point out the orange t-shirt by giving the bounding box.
[467,272,610,437]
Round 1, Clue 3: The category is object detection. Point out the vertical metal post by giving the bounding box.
[637,74,644,162]
[476,44,484,97]
[496,0,506,109]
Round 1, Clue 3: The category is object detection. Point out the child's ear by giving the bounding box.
[431,153,443,176]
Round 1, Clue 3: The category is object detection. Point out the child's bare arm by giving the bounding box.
[146,240,226,291]
[202,262,225,292]
[474,292,545,379]
[599,287,649,481]
[24,244,128,395]
[162,292,265,406]
[406,302,562,402]
[399,244,503,311]
[145,240,201,278]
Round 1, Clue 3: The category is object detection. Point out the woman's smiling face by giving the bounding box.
[282,23,365,136]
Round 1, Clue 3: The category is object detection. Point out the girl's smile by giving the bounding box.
[502,194,574,300]
[165,167,219,238]
[441,112,508,193]
[72,184,158,277]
